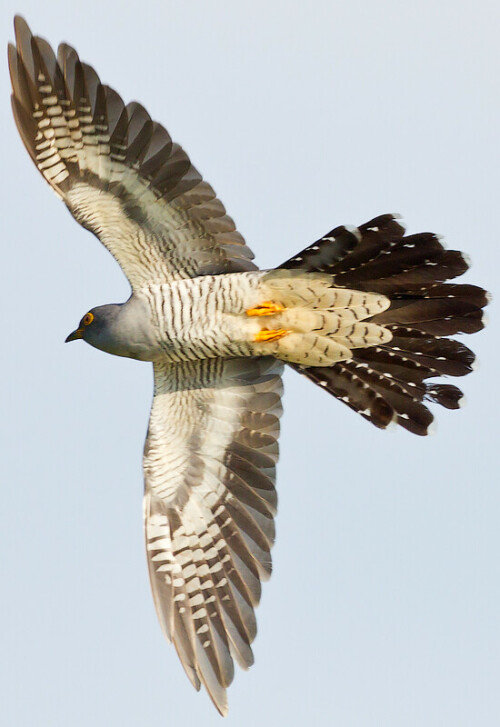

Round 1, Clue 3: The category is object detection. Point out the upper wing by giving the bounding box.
[143,357,283,715]
[8,16,256,289]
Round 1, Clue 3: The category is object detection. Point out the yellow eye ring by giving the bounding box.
[83,312,94,326]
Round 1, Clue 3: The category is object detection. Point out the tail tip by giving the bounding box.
[461,252,473,270]
[426,419,438,436]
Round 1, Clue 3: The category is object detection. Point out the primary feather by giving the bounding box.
[8,15,255,289]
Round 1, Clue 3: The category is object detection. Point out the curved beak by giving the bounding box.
[65,328,83,343]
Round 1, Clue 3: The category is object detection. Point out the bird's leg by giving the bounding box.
[246,301,289,343]
[246,301,285,316]
[253,328,289,342]
[245,300,289,343]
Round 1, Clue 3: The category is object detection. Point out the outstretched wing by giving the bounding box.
[143,357,283,715]
[8,16,256,289]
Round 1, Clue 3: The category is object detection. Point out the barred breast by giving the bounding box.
[135,272,266,363]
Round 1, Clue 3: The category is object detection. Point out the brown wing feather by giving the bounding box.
[143,357,283,715]
[9,16,256,288]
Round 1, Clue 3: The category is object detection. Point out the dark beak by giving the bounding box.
[65,328,83,343]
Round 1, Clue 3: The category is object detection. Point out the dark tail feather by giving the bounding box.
[282,214,489,435]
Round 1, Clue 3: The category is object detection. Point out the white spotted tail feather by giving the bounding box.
[280,214,489,434]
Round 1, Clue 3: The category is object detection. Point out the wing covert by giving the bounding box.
[9,16,256,289]
[143,357,283,715]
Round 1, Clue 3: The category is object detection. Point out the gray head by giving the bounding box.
[65,298,157,361]
[65,304,122,353]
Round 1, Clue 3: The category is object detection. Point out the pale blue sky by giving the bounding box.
[1,2,498,725]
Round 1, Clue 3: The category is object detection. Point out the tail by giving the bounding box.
[276,214,489,435]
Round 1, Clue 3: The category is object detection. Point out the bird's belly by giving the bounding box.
[137,274,263,363]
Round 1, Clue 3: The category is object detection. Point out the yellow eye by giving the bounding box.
[82,312,94,326]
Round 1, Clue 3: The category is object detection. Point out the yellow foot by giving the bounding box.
[254,328,289,342]
[246,301,286,317]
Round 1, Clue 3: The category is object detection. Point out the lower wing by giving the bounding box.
[143,356,283,715]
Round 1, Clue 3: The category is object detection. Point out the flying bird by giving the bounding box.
[8,15,488,715]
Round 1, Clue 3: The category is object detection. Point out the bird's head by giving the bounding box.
[64,299,156,360]
[65,304,121,353]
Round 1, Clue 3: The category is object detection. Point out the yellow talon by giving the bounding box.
[246,301,286,316]
[254,328,289,342]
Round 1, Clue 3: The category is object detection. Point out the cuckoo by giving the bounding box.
[9,16,489,715]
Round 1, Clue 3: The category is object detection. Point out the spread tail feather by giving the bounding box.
[278,214,488,435]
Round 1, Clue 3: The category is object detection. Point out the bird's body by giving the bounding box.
[9,15,489,715]
[79,271,392,364]
[138,274,261,362]
[80,274,262,362]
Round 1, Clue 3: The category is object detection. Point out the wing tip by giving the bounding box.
[13,14,30,38]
